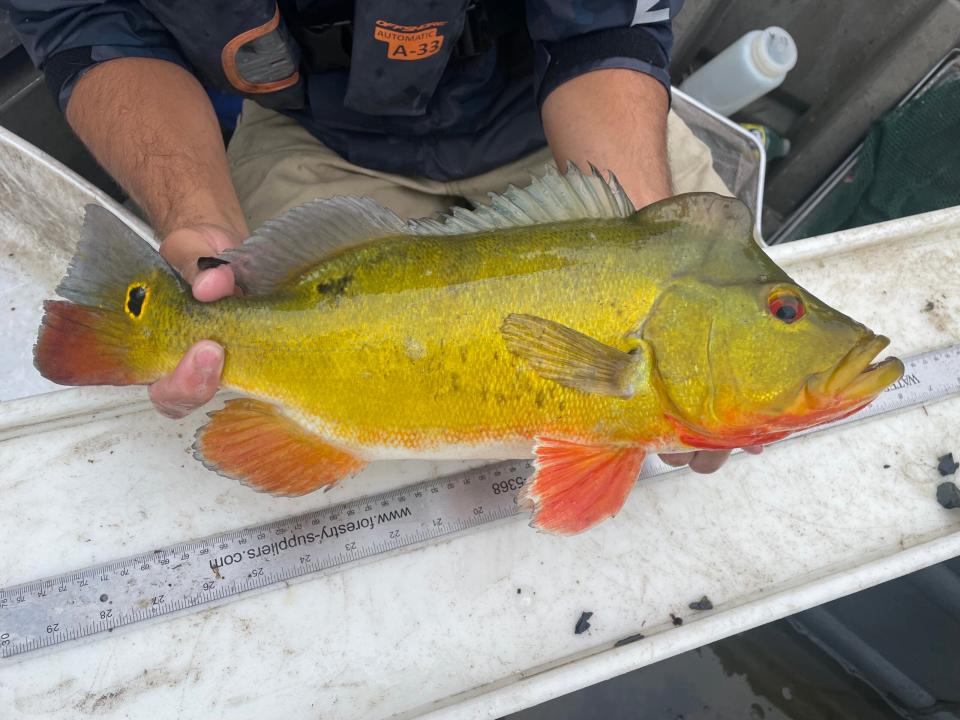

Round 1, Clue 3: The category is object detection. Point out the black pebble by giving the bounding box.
[614,632,645,647]
[937,482,960,509]
[689,595,714,611]
[938,453,959,476]
[574,611,593,635]
[671,613,683,626]
[883,464,891,469]
[197,256,230,271]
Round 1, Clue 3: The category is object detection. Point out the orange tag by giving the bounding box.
[374,19,447,61]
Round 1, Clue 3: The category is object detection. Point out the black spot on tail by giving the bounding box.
[127,285,146,317]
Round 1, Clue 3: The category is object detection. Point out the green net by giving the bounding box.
[797,77,960,237]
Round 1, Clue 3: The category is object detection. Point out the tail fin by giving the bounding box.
[34,205,185,386]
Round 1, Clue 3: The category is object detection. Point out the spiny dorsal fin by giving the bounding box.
[221,196,406,296]
[407,163,635,236]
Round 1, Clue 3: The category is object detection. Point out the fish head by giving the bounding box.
[638,254,903,449]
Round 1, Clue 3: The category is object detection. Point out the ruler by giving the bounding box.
[2,342,959,661]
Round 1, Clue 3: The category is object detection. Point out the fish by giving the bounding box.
[34,165,905,534]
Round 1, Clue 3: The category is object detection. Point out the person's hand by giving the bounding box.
[659,445,764,474]
[149,224,243,418]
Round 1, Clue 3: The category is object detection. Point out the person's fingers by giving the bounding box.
[659,451,695,467]
[148,341,224,419]
[688,449,732,474]
[192,265,236,302]
[160,225,240,285]
[660,445,763,472]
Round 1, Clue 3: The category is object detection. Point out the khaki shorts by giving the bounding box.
[227,100,730,230]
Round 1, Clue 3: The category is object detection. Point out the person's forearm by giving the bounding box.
[541,68,671,208]
[66,58,247,238]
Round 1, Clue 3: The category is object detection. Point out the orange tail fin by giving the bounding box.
[32,205,186,386]
[35,300,150,385]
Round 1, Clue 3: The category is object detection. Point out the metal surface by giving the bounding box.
[0,10,19,60]
[3,342,959,663]
[790,557,960,720]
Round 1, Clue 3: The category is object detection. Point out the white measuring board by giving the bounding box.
[2,343,959,662]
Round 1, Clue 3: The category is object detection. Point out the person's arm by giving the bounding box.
[5,2,244,417]
[67,58,245,417]
[541,68,671,208]
[533,3,762,472]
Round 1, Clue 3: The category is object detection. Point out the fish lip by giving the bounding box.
[807,334,904,402]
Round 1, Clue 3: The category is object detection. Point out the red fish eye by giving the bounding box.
[768,292,804,323]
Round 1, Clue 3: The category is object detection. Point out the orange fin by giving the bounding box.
[519,437,646,535]
[34,205,182,387]
[34,300,149,385]
[194,398,365,495]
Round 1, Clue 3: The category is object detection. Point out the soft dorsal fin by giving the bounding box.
[221,196,407,296]
[407,163,635,236]
[631,192,753,237]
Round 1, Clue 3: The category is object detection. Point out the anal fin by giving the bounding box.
[194,399,364,495]
[520,437,646,535]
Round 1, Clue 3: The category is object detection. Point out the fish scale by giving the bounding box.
[2,341,958,662]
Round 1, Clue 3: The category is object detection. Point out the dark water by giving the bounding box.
[506,619,899,720]
[507,558,960,719]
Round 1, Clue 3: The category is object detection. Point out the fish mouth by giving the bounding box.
[807,334,905,405]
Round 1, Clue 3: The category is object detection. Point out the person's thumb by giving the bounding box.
[160,224,241,302]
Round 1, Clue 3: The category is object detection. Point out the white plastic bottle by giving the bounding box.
[679,27,798,117]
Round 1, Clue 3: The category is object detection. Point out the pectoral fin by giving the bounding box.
[520,437,647,534]
[194,399,365,495]
[501,313,639,397]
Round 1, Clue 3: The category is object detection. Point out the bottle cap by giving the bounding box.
[752,27,798,77]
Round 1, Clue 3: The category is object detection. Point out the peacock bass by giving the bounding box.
[34,166,904,534]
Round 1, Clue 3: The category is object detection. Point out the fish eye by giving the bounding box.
[768,290,804,324]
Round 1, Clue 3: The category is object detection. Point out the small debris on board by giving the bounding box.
[937,453,959,476]
[574,611,593,635]
[614,632,645,647]
[937,482,960,509]
[670,613,683,627]
[883,464,891,469]
[688,595,714,611]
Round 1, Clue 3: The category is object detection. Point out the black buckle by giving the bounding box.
[296,19,353,73]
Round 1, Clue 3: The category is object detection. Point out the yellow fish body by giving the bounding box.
[35,167,904,533]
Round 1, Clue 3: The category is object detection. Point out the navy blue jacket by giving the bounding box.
[3,0,680,180]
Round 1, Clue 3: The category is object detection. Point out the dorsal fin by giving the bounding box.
[631,192,753,236]
[221,196,406,296]
[407,163,635,235]
[632,193,771,284]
